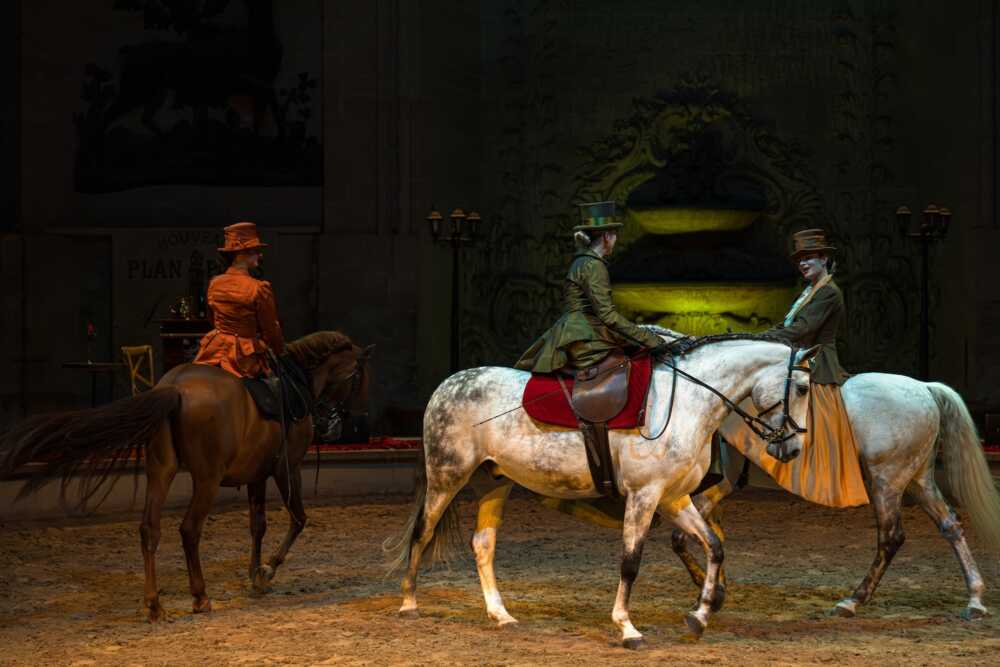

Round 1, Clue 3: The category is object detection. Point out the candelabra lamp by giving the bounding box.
[896,204,952,380]
[426,207,485,373]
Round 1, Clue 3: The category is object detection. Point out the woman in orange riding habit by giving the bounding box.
[193,222,284,377]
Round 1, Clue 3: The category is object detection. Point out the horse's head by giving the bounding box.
[749,345,820,462]
[286,331,375,420]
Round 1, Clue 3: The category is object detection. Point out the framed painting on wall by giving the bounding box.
[72,0,322,194]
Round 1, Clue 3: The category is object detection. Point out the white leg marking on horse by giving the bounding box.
[472,483,518,626]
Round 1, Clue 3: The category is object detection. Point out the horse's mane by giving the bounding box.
[640,324,684,339]
[671,331,791,355]
[286,331,354,369]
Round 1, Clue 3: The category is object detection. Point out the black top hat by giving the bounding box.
[574,201,624,234]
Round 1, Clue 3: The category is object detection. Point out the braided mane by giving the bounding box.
[666,331,791,355]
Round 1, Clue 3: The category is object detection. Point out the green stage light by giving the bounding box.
[625,207,762,235]
[613,282,799,335]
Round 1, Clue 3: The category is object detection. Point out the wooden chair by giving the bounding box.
[121,345,156,396]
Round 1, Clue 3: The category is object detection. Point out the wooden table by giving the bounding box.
[62,361,125,407]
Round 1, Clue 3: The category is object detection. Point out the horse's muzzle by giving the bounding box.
[766,438,801,463]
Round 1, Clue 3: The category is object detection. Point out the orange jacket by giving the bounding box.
[193,266,285,377]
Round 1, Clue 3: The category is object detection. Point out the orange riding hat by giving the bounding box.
[218,222,268,253]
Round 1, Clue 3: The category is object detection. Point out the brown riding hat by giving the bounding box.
[218,222,268,253]
[790,228,836,260]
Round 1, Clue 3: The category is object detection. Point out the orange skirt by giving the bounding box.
[726,383,869,508]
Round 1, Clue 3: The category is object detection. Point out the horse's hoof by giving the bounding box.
[192,597,212,614]
[398,607,420,619]
[684,612,706,640]
[259,564,276,582]
[145,600,168,623]
[710,585,727,613]
[252,568,273,595]
[496,616,519,628]
[622,636,644,650]
[961,604,988,621]
[832,600,857,618]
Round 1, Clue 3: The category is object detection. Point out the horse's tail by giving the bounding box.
[382,450,463,575]
[927,382,1000,551]
[0,387,181,510]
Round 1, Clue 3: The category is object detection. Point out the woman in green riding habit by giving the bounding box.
[515,201,665,373]
[516,200,667,499]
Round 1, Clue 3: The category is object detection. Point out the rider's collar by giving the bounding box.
[574,248,608,264]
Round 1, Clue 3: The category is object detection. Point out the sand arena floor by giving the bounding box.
[1,488,998,665]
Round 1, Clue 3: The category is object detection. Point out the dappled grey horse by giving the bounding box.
[674,373,1000,621]
[386,334,818,648]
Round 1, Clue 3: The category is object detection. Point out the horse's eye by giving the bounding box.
[796,384,808,396]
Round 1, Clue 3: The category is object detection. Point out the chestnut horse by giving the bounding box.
[0,331,372,622]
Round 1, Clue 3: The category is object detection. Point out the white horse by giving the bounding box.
[672,372,1000,620]
[386,334,819,648]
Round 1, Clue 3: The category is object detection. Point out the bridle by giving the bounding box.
[642,346,810,450]
[312,351,368,440]
[741,347,811,446]
[330,353,366,411]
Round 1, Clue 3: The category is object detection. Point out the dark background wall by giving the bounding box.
[466,0,1000,417]
[1,0,21,428]
[3,0,998,433]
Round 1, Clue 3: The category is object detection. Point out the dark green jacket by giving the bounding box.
[515,249,662,373]
[766,280,849,385]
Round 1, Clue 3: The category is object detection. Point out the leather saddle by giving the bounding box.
[560,350,631,498]
[570,350,631,422]
[242,355,313,428]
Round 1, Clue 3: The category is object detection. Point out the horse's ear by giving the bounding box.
[795,345,821,365]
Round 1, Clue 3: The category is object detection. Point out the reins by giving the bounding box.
[642,348,810,445]
[269,349,366,503]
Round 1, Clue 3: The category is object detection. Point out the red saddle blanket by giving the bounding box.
[522,354,653,429]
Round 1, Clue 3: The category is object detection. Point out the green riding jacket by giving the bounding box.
[515,249,662,373]
[765,280,850,386]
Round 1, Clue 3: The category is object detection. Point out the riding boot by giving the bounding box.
[593,422,620,498]
[580,420,620,498]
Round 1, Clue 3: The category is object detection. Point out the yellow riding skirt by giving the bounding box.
[727,383,870,508]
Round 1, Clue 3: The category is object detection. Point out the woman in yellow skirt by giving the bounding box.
[733,228,869,507]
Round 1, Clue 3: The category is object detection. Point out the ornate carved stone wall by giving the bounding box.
[469,0,927,381]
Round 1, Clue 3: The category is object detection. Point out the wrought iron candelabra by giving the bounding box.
[896,204,952,380]
[426,207,485,373]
